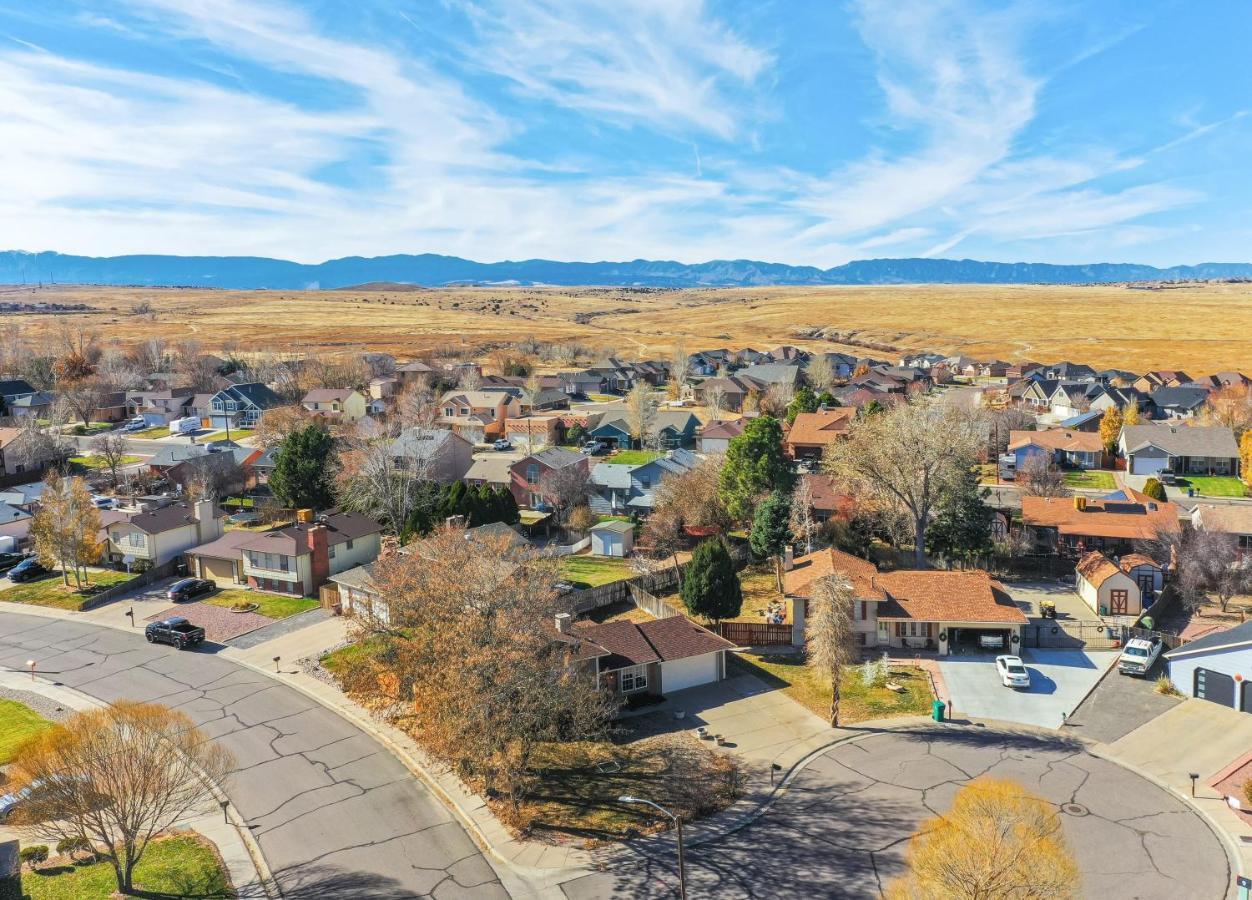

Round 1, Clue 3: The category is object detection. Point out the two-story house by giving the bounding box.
[205,383,285,430]
[389,426,474,483]
[126,388,195,425]
[106,499,225,569]
[589,449,699,515]
[301,389,368,422]
[510,447,588,509]
[233,511,383,596]
[438,390,519,443]
[784,408,856,460]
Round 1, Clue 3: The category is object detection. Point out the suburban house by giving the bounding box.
[785,408,856,460]
[394,360,435,385]
[0,502,32,544]
[7,391,54,419]
[205,383,285,430]
[1135,370,1192,393]
[504,415,564,450]
[510,447,589,509]
[1149,386,1210,419]
[692,375,759,412]
[146,444,258,494]
[556,612,736,697]
[0,378,38,410]
[589,411,700,450]
[1007,429,1104,471]
[90,391,129,423]
[1020,489,1181,557]
[438,390,519,443]
[1074,551,1162,616]
[798,473,854,523]
[1044,362,1097,381]
[1057,410,1104,432]
[589,449,699,515]
[464,455,514,490]
[1191,504,1252,554]
[231,511,382,597]
[301,388,368,422]
[1164,620,1252,712]
[782,548,1028,654]
[184,531,259,587]
[1117,423,1241,477]
[0,427,61,479]
[389,426,474,483]
[126,388,195,425]
[697,419,745,454]
[105,499,225,569]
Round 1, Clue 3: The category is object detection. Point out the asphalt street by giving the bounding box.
[561,725,1229,900]
[0,611,507,900]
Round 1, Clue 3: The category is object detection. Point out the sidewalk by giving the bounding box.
[0,669,268,898]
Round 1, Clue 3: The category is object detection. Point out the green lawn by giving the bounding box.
[1063,469,1117,490]
[0,698,53,764]
[202,588,319,620]
[730,652,933,724]
[609,450,661,465]
[560,554,634,588]
[0,570,133,611]
[68,454,141,472]
[222,496,256,509]
[1176,476,1248,498]
[132,425,170,439]
[202,429,254,442]
[20,833,233,899]
[587,394,619,403]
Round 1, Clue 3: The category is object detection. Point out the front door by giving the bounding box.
[1110,589,1129,614]
[1137,574,1155,600]
[877,621,890,646]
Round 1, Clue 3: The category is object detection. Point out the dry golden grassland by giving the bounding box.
[8,280,1252,372]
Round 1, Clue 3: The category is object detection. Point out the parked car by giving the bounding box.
[978,632,1005,651]
[227,510,260,525]
[1118,636,1163,676]
[995,654,1031,689]
[0,552,29,574]
[121,418,147,432]
[1159,471,1176,486]
[166,577,215,603]
[7,558,48,582]
[92,495,118,509]
[144,617,206,649]
[492,439,512,451]
[580,440,606,455]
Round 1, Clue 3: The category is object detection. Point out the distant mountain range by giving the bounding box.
[2,250,1251,290]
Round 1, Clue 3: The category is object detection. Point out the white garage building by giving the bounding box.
[560,613,736,700]
[1165,621,1252,713]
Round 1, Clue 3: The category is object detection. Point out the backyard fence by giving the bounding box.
[79,559,179,611]
[715,621,794,646]
[564,540,751,617]
[628,583,681,619]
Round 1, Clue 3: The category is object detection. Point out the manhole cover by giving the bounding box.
[1062,803,1089,817]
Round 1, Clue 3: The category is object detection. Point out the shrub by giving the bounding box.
[1142,478,1167,501]
[1153,673,1181,696]
[1244,779,1252,808]
[72,424,86,436]
[56,836,92,858]
[19,845,48,867]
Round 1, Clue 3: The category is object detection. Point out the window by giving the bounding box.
[526,464,540,486]
[346,539,354,550]
[328,544,336,559]
[638,475,651,489]
[444,407,455,416]
[1239,535,1252,551]
[619,665,649,693]
[126,531,145,547]
[279,555,289,572]
[460,407,470,416]
[860,601,868,621]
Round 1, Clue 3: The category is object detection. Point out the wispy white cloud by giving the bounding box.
[454,0,772,139]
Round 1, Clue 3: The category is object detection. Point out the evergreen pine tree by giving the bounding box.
[680,539,744,623]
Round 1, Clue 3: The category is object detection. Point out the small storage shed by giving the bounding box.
[1075,550,1142,616]
[590,519,634,558]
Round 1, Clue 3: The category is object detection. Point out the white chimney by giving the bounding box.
[783,545,794,571]
[194,498,215,524]
[555,612,572,634]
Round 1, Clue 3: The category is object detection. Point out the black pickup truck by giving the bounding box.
[144,617,206,650]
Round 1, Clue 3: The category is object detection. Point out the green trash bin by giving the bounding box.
[932,699,946,722]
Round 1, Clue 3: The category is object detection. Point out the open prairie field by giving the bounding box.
[4,280,1252,372]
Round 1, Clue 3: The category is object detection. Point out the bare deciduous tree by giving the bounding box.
[1174,529,1252,614]
[1017,452,1070,498]
[89,432,130,487]
[705,384,726,421]
[668,342,690,400]
[539,463,591,528]
[825,400,982,568]
[624,382,657,449]
[8,701,234,895]
[790,475,818,553]
[805,575,858,726]
[806,353,836,394]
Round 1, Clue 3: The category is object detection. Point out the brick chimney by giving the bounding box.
[307,524,330,592]
[555,612,572,634]
[783,545,794,571]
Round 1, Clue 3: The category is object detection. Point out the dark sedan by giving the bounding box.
[166,577,215,602]
[7,558,48,582]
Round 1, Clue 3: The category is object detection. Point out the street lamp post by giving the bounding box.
[619,795,685,899]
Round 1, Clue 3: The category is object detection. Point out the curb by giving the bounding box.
[1063,647,1122,723]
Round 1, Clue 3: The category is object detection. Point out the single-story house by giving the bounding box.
[558,612,736,697]
[106,499,225,569]
[1020,489,1181,557]
[783,548,1028,654]
[697,419,745,454]
[785,408,856,460]
[1118,423,1241,477]
[1149,386,1209,420]
[1008,429,1104,471]
[1165,620,1252,712]
[1191,504,1252,554]
[591,519,634,557]
[1075,551,1144,616]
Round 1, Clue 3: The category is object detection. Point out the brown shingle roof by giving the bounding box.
[1021,492,1181,540]
[1008,429,1103,453]
[1118,553,1161,573]
[637,616,736,660]
[700,420,746,440]
[786,408,856,447]
[1076,550,1122,588]
[874,571,1027,625]
[571,619,660,669]
[784,548,884,600]
[120,502,224,535]
[236,511,381,555]
[571,615,733,669]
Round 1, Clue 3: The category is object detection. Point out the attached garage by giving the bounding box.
[1166,620,1252,710]
[661,652,722,693]
[197,555,240,586]
[184,531,254,588]
[1128,445,1170,476]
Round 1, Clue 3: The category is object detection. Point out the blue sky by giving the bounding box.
[0,0,1249,266]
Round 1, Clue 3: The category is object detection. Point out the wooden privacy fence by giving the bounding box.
[716,621,794,646]
[564,541,753,616]
[628,583,681,619]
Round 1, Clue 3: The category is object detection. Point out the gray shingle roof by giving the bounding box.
[1121,424,1239,459]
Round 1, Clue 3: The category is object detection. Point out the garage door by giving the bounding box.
[662,653,719,694]
[1131,455,1169,476]
[1242,682,1252,714]
[1195,668,1234,706]
[199,557,238,585]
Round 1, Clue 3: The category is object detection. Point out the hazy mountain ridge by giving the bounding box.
[3,250,1251,290]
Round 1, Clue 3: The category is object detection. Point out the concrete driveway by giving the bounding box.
[940,649,1116,729]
